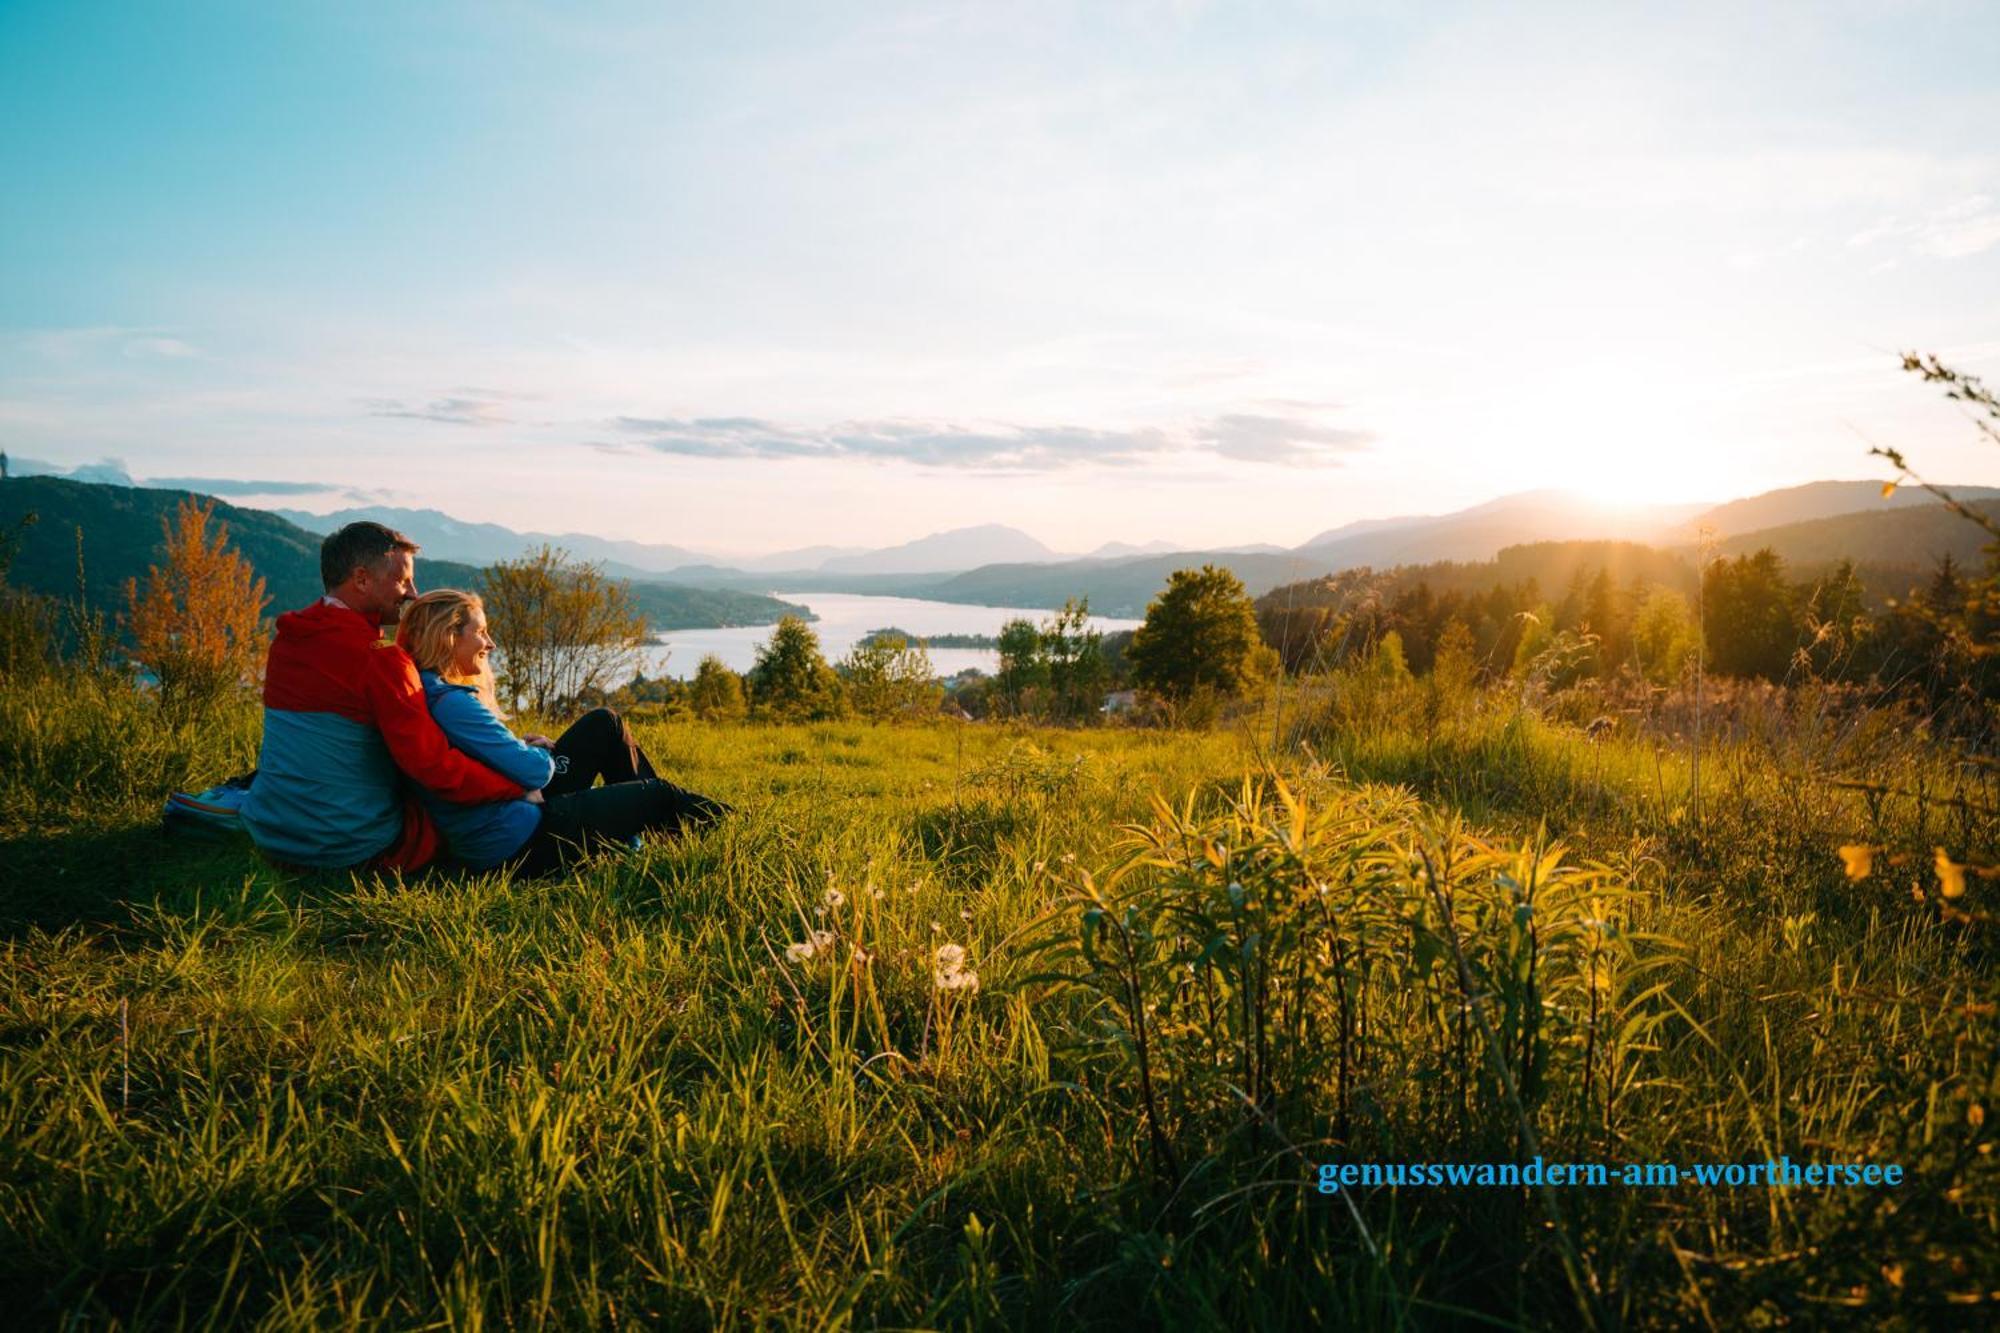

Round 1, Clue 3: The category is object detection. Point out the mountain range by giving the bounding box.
[1,479,808,632]
[273,506,1291,578]
[9,473,1998,628]
[277,480,1998,595]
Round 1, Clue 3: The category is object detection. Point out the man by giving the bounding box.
[240,521,529,870]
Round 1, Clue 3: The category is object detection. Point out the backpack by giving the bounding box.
[162,772,257,841]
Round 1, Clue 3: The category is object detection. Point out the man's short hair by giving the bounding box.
[320,521,420,590]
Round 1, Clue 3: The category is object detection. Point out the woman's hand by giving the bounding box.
[524,788,544,805]
[524,734,556,749]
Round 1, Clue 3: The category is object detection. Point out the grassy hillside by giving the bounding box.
[0,477,808,631]
[0,668,1992,1325]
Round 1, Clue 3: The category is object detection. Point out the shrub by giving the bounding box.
[748,615,845,721]
[688,653,748,721]
[1126,564,1275,704]
[483,545,650,715]
[837,634,939,721]
[123,498,268,714]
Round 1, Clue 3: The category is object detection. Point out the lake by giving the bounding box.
[641,592,1144,679]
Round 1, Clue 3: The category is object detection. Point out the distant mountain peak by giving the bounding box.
[816,524,1058,575]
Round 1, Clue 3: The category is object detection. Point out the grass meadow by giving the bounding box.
[1,669,1995,1328]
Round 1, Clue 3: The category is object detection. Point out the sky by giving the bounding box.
[4,0,2000,558]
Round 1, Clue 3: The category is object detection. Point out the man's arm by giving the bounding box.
[360,646,525,804]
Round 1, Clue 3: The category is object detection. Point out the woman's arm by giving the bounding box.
[426,687,559,790]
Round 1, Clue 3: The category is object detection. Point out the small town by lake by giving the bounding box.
[642,592,1143,679]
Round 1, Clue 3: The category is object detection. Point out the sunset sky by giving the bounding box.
[4,1,1999,557]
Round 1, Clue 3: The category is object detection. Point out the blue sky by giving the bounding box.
[5,0,2000,554]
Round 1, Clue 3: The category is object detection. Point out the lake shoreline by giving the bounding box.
[644,591,1141,679]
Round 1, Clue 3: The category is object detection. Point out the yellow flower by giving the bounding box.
[1838,845,1875,881]
[1934,847,1967,900]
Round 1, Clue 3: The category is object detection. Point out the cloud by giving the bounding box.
[609,416,1176,469]
[1846,195,2000,261]
[604,410,1375,470]
[1189,414,1374,465]
[362,394,514,426]
[146,476,358,498]
[1922,195,2000,260]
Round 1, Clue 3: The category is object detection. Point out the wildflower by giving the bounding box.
[934,942,982,992]
[1838,844,1875,882]
[810,929,835,951]
[959,908,973,921]
[870,885,885,901]
[1936,847,1968,900]
[786,941,816,962]
[825,887,846,909]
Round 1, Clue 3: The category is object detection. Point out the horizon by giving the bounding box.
[7,467,1977,569]
[5,2,2000,551]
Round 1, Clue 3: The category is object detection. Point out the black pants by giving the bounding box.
[513,708,730,875]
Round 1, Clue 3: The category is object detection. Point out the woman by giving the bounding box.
[395,588,730,874]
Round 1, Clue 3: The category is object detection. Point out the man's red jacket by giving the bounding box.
[239,600,525,870]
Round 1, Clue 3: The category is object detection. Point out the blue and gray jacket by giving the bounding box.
[417,671,554,868]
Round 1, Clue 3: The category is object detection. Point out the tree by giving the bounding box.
[124,498,268,712]
[0,513,57,683]
[689,653,748,721]
[838,633,940,720]
[1421,619,1477,752]
[1631,584,1699,684]
[483,545,650,715]
[994,617,1047,717]
[748,616,845,721]
[1041,597,1107,722]
[1125,564,1273,702]
[1702,549,1799,681]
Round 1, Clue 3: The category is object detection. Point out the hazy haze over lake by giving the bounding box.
[643,593,1142,680]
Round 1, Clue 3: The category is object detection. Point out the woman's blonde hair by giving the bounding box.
[396,588,502,714]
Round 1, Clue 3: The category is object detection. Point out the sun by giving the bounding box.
[1507,375,1707,509]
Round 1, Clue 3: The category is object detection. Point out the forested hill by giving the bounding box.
[921,550,1332,618]
[0,477,808,632]
[1712,496,2000,582]
[931,498,2000,619]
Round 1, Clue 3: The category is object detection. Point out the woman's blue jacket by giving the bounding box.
[417,671,552,868]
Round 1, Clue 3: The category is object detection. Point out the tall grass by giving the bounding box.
[0,671,1994,1326]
